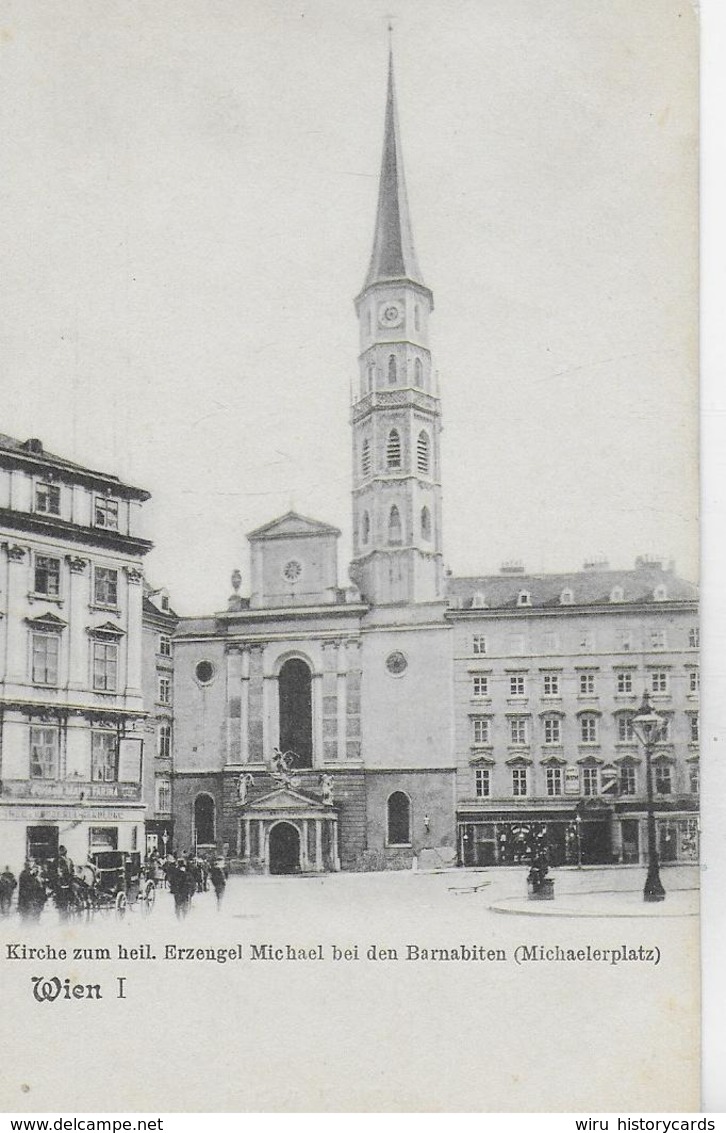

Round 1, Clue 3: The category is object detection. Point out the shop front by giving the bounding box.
[457,803,615,867]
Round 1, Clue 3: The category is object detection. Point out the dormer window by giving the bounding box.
[610,586,624,603]
[161,595,170,612]
[517,590,531,607]
[560,588,574,606]
[35,482,61,516]
[94,496,119,530]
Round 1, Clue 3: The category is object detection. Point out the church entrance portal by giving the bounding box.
[269,822,301,875]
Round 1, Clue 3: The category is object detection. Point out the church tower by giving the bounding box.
[349,51,444,606]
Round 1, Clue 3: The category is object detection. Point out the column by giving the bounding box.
[66,556,89,691]
[240,646,251,764]
[336,640,348,762]
[332,819,341,871]
[315,820,323,872]
[247,646,264,762]
[258,820,266,869]
[300,820,310,871]
[3,544,29,683]
[312,672,324,767]
[225,646,242,764]
[124,565,144,700]
[263,672,279,756]
[244,818,251,862]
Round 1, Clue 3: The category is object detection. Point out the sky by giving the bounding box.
[0,0,698,614]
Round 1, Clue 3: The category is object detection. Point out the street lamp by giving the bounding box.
[631,690,666,902]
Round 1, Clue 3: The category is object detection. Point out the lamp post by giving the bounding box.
[631,690,666,902]
[575,813,582,870]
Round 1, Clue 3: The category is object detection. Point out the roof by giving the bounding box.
[362,51,425,292]
[246,510,341,542]
[0,433,150,501]
[445,565,698,611]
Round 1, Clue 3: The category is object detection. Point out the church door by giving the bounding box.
[269,822,301,875]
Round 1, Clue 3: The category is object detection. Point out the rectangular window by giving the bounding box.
[544,717,561,745]
[650,629,667,650]
[620,766,637,796]
[158,723,172,758]
[472,718,490,745]
[94,566,118,608]
[158,676,172,705]
[582,767,599,796]
[511,768,528,797]
[509,718,527,745]
[93,641,118,692]
[35,482,61,516]
[579,673,595,695]
[689,765,699,794]
[580,716,598,744]
[91,732,117,782]
[472,635,487,655]
[509,674,526,697]
[29,727,59,779]
[650,670,669,694]
[689,714,699,743]
[618,716,635,743]
[543,673,560,697]
[34,555,60,597]
[159,634,172,657]
[156,779,172,812]
[31,632,59,685]
[474,768,490,798]
[616,671,633,694]
[689,669,699,693]
[94,497,119,530]
[472,675,488,698]
[688,627,699,649]
[545,767,563,796]
[654,764,672,795]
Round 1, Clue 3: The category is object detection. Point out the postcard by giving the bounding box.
[0,1,701,1113]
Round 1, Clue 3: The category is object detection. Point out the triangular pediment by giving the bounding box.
[87,621,126,639]
[244,786,333,812]
[25,611,68,630]
[247,511,341,542]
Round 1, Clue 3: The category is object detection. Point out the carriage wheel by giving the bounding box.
[142,882,156,913]
[115,891,128,918]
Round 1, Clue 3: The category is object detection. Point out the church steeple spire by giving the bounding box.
[363,50,425,291]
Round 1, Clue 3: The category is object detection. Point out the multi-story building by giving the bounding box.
[447,560,699,867]
[167,54,699,873]
[141,584,178,857]
[0,433,152,870]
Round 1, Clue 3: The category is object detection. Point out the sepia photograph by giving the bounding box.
[0,0,702,1114]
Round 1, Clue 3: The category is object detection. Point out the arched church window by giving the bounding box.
[388,355,397,384]
[421,506,432,541]
[414,358,423,386]
[417,430,430,475]
[361,511,370,545]
[388,506,402,545]
[361,438,371,478]
[387,791,411,846]
[194,794,215,847]
[278,658,313,768]
[386,429,401,469]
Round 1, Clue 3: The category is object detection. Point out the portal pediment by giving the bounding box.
[244,786,333,813]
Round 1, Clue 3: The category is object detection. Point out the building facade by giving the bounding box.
[167,54,699,874]
[141,585,178,857]
[0,434,152,871]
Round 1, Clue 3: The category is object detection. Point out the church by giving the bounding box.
[170,54,699,875]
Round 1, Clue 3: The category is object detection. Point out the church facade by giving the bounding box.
[169,55,699,874]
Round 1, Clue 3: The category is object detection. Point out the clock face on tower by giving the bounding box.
[378,301,404,329]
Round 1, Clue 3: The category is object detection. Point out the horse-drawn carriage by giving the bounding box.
[48,851,156,918]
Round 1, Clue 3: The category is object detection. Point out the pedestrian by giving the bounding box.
[17,863,46,922]
[210,860,226,911]
[0,866,17,914]
[53,846,74,917]
[169,861,193,919]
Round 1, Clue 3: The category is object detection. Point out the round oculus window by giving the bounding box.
[282,559,303,583]
[385,650,408,676]
[195,660,215,685]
